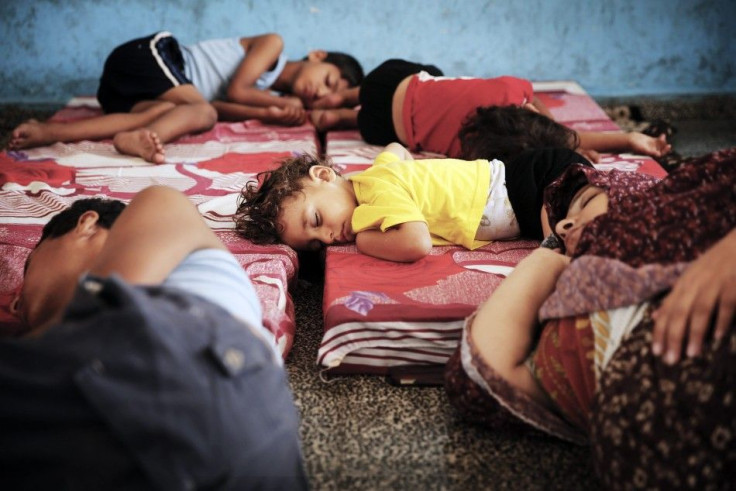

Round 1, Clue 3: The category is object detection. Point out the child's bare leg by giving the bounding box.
[8,101,176,150]
[145,102,217,142]
[149,85,217,141]
[113,102,217,164]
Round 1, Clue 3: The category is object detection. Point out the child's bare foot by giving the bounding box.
[8,119,56,149]
[113,129,165,164]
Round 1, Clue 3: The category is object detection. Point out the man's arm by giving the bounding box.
[89,186,225,283]
[355,221,432,262]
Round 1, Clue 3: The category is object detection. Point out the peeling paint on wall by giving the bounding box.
[0,0,734,103]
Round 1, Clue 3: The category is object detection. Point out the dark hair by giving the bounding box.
[321,52,364,87]
[38,198,126,245]
[234,154,336,245]
[458,105,580,163]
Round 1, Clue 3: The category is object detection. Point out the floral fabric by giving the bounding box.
[545,147,736,266]
[591,310,736,489]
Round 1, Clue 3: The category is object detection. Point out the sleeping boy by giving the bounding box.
[235,143,590,262]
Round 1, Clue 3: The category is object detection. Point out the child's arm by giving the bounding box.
[470,247,570,405]
[529,96,555,119]
[577,131,671,158]
[225,33,303,110]
[90,186,225,283]
[355,221,432,262]
[383,142,414,161]
[213,100,306,126]
[311,86,360,109]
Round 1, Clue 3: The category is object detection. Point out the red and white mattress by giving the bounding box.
[0,97,318,358]
[320,80,667,375]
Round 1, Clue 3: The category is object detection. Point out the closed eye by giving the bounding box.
[582,190,598,207]
[326,75,338,90]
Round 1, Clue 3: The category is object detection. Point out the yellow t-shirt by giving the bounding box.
[349,151,491,250]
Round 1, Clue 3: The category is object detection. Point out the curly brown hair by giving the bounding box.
[458,105,579,163]
[234,153,337,244]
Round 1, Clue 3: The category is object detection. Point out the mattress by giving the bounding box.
[320,81,667,377]
[0,97,319,358]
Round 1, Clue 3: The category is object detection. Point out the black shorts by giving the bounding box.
[357,59,443,145]
[96,31,191,114]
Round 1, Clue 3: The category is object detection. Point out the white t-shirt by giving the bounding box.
[180,37,287,101]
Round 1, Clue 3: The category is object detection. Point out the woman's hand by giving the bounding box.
[652,230,736,364]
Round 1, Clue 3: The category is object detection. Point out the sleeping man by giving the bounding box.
[0,185,307,490]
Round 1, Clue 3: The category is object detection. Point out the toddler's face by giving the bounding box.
[555,185,609,256]
[292,62,349,106]
[278,167,357,251]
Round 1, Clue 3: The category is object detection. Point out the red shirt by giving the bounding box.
[402,73,534,157]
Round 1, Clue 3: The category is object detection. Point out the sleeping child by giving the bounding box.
[357,58,670,162]
[9,32,363,163]
[234,142,590,262]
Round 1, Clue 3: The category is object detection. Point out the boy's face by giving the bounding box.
[278,166,357,251]
[292,61,349,106]
[11,212,108,334]
[555,185,609,256]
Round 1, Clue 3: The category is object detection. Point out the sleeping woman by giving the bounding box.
[444,147,736,489]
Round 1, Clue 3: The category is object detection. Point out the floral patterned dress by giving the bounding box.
[445,148,736,489]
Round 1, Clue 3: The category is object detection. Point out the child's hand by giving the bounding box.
[281,96,304,110]
[651,230,736,364]
[310,93,345,109]
[628,132,672,157]
[309,109,341,132]
[264,106,307,126]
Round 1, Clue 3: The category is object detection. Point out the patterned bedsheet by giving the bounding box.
[0,97,318,358]
[320,81,667,376]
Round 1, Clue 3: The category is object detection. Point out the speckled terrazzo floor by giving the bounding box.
[287,278,596,489]
[2,94,735,489]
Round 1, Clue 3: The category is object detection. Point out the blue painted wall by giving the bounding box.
[1,0,734,103]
